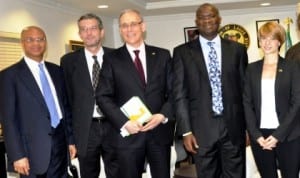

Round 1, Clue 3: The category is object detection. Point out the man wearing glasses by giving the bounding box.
[0,26,76,178]
[60,13,118,178]
[96,9,174,178]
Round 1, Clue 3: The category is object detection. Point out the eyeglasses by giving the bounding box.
[119,21,142,29]
[22,37,46,43]
[79,26,100,33]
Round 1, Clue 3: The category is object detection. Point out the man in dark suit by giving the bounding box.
[96,9,174,178]
[60,13,118,178]
[173,3,248,178]
[0,26,76,178]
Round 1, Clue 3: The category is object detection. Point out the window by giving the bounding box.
[0,31,22,70]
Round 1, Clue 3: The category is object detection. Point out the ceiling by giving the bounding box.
[37,0,300,18]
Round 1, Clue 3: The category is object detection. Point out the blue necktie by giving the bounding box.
[207,41,223,115]
[39,63,60,128]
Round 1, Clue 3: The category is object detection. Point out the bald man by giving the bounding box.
[0,26,76,178]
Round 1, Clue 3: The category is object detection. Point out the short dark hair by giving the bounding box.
[78,13,103,29]
[196,3,220,18]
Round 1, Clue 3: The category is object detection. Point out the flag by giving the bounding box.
[285,18,292,53]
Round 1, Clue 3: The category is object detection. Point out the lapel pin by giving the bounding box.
[152,52,156,55]
[278,69,283,72]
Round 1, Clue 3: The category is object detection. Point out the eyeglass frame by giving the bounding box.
[119,21,143,30]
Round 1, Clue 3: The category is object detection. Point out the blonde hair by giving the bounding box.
[258,21,285,47]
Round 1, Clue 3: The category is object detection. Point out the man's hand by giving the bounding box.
[14,157,30,176]
[69,144,77,159]
[183,134,199,154]
[141,114,165,132]
[124,120,142,134]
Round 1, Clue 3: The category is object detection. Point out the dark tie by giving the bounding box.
[92,55,103,115]
[207,41,223,115]
[92,55,100,91]
[133,50,146,87]
[38,63,60,128]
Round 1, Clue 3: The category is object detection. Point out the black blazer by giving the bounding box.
[96,44,174,148]
[60,47,113,156]
[243,57,300,142]
[173,38,248,146]
[0,59,73,174]
[286,42,300,62]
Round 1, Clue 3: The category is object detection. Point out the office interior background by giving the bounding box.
[1,0,300,178]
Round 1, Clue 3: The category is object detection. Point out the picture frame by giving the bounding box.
[256,19,279,47]
[69,40,84,51]
[184,27,199,42]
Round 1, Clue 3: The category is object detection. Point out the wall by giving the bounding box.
[113,5,299,63]
[0,0,115,64]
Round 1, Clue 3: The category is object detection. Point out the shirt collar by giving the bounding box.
[126,42,145,52]
[199,35,221,47]
[24,56,44,66]
[84,47,103,59]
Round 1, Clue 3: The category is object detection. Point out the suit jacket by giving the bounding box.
[285,42,300,62]
[0,59,73,174]
[243,57,300,142]
[60,47,114,156]
[173,38,248,147]
[96,44,174,148]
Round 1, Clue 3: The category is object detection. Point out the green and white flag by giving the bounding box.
[285,18,293,53]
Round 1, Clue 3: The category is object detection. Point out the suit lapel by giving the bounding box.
[74,49,94,91]
[17,59,48,109]
[120,45,145,89]
[145,45,157,87]
[275,57,284,98]
[254,60,263,110]
[189,40,210,82]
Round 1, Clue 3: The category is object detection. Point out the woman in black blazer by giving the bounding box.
[243,21,300,178]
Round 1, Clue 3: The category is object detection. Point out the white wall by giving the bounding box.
[113,5,299,63]
[0,0,115,65]
[1,1,298,64]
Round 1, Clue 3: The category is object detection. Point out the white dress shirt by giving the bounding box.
[84,48,104,118]
[24,56,63,120]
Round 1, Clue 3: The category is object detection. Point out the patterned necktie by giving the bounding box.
[92,55,103,115]
[207,41,223,115]
[92,55,100,91]
[39,63,60,128]
[133,50,146,87]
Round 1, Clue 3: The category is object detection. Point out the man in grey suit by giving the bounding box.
[173,3,248,178]
[60,13,118,178]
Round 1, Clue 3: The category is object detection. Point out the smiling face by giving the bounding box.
[119,10,145,48]
[21,26,47,62]
[258,21,285,55]
[259,36,281,55]
[78,18,104,50]
[195,3,221,40]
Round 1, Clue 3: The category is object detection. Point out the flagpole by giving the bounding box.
[284,17,293,54]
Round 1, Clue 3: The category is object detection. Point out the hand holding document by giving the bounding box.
[120,96,152,137]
